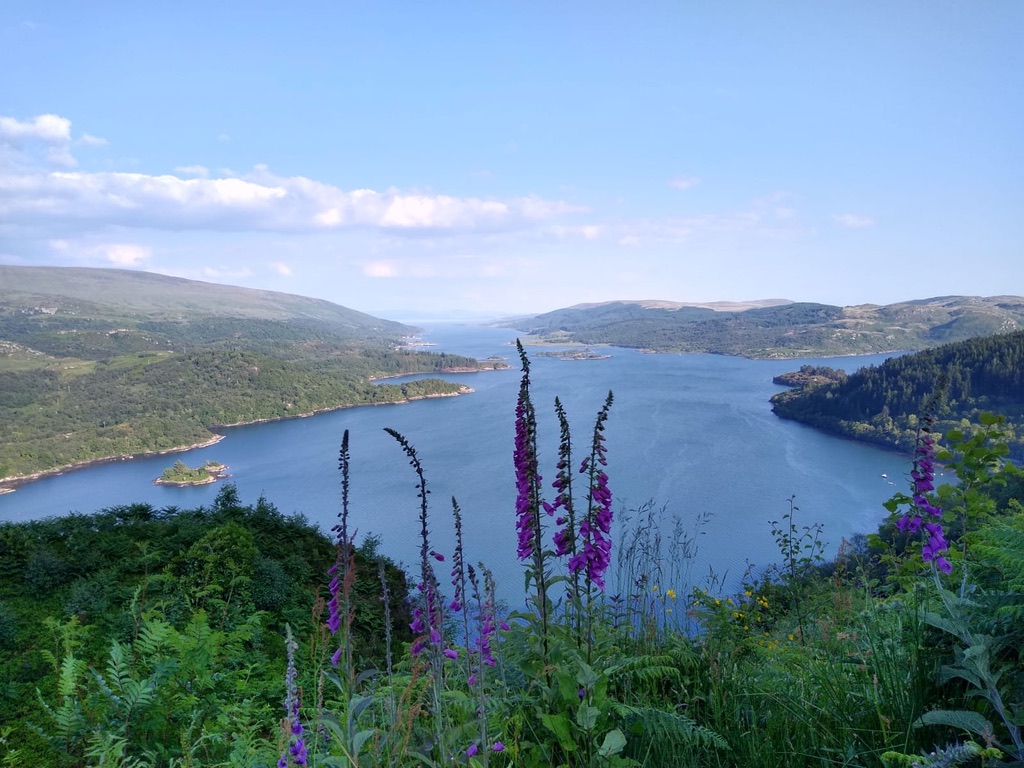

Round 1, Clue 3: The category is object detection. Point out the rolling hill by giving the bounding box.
[0,266,503,485]
[508,296,1024,358]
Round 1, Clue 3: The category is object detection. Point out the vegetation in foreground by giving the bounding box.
[1,342,1022,767]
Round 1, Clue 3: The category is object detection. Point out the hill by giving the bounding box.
[0,266,504,485]
[507,296,1024,357]
[770,330,1024,461]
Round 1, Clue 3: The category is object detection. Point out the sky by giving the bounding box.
[1,2,1021,321]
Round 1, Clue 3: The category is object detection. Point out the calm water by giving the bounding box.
[0,324,910,602]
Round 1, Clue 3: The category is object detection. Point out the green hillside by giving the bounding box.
[0,266,504,483]
[509,296,1024,357]
[0,265,408,328]
[771,330,1024,461]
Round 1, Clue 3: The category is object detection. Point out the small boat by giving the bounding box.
[881,473,888,478]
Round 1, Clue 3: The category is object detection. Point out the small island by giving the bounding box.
[534,347,612,361]
[156,460,229,487]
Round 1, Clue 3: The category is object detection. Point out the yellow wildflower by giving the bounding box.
[666,589,676,600]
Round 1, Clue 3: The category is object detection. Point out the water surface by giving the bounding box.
[0,325,908,602]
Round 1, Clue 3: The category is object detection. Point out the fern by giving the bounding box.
[134,615,173,658]
[607,654,682,686]
[972,514,1024,598]
[611,702,727,753]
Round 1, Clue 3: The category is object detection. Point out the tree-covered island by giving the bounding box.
[155,459,228,486]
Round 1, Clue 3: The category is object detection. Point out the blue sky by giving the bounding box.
[1,2,1021,320]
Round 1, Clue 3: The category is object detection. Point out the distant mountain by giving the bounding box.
[508,296,1024,358]
[771,330,1024,462]
[0,264,408,333]
[0,266,503,484]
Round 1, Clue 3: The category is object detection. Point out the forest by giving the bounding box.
[1,268,506,482]
[771,330,1024,461]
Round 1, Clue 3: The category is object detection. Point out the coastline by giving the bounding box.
[0,434,226,492]
[0,385,476,492]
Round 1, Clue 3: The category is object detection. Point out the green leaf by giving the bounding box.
[576,662,598,688]
[599,729,627,758]
[539,712,576,752]
[577,703,601,731]
[914,709,992,739]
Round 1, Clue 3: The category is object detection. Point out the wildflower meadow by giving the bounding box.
[2,342,1022,767]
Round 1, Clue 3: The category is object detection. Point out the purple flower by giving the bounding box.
[513,342,544,562]
[280,627,308,768]
[466,744,479,758]
[550,399,578,559]
[569,393,614,589]
[897,412,951,572]
[444,648,459,660]
[492,741,506,752]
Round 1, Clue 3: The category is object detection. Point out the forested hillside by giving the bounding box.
[0,488,413,764]
[509,295,1024,357]
[771,331,1024,460]
[0,266,505,483]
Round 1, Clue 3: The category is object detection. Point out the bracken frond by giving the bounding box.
[612,702,728,753]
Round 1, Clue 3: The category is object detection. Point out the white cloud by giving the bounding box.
[363,261,398,278]
[0,157,582,236]
[270,261,293,276]
[77,133,108,147]
[832,213,875,229]
[175,164,209,178]
[46,238,151,267]
[0,114,71,143]
[0,114,77,168]
[202,266,252,279]
[101,243,151,266]
[669,175,701,190]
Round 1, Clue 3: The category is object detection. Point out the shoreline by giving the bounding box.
[0,384,477,492]
[0,434,226,492]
